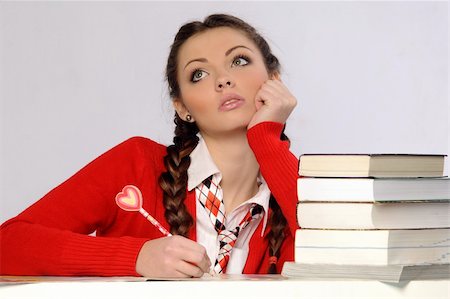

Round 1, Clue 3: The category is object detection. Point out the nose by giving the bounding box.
[216,74,235,91]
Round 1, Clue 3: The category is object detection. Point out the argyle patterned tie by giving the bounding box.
[196,175,263,274]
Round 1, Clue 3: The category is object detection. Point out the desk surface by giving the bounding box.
[1,275,449,299]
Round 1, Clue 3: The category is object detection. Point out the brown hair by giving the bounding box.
[160,14,287,274]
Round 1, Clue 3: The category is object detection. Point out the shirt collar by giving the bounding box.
[188,134,271,236]
[187,134,220,192]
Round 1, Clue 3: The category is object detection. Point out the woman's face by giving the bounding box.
[174,27,270,137]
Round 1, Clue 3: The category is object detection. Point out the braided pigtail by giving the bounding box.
[267,196,287,273]
[159,114,199,236]
[266,129,290,274]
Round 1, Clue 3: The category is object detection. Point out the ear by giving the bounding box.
[271,71,281,81]
[173,99,194,122]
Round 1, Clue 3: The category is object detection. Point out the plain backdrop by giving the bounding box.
[0,1,448,223]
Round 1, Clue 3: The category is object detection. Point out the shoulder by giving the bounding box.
[119,136,167,154]
[100,136,167,165]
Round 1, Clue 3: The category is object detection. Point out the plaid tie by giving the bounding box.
[196,175,263,274]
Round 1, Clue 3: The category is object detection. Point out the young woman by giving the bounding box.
[0,14,299,278]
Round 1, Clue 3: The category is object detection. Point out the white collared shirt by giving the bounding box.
[187,134,271,274]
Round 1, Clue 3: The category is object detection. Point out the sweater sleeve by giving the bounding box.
[247,122,300,238]
[0,137,159,276]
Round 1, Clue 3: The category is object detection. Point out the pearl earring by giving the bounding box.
[186,114,192,122]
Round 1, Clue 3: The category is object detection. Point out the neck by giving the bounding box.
[201,130,260,213]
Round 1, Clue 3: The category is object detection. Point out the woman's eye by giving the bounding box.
[232,56,249,67]
[191,69,207,82]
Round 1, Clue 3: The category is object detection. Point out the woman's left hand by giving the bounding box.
[247,77,297,129]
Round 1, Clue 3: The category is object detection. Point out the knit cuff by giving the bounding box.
[247,121,285,155]
[61,235,149,276]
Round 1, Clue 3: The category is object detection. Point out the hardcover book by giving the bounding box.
[298,154,445,178]
[294,228,450,265]
[297,177,450,202]
[296,201,450,229]
[281,262,450,282]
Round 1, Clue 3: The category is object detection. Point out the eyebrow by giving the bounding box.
[225,45,253,56]
[183,45,253,70]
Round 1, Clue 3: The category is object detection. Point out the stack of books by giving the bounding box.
[281,154,450,282]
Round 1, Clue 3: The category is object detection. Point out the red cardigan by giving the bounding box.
[0,122,299,276]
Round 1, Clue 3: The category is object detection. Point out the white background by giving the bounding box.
[0,1,448,223]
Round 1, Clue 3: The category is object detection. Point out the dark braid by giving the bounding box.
[266,130,290,274]
[163,14,289,273]
[159,114,199,236]
[267,196,287,273]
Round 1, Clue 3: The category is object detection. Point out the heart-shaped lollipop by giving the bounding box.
[115,185,171,236]
[115,185,142,211]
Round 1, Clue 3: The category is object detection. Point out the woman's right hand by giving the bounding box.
[135,235,211,278]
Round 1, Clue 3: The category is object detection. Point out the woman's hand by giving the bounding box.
[248,76,297,129]
[136,235,211,278]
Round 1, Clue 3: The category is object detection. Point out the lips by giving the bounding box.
[219,93,245,112]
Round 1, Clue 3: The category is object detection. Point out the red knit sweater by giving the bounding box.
[0,122,299,276]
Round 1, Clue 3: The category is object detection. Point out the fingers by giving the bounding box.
[256,79,297,109]
[174,237,211,273]
[135,235,211,278]
[262,79,293,99]
[254,80,281,107]
[249,78,297,129]
[175,260,206,278]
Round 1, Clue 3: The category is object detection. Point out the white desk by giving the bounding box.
[1,276,449,299]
